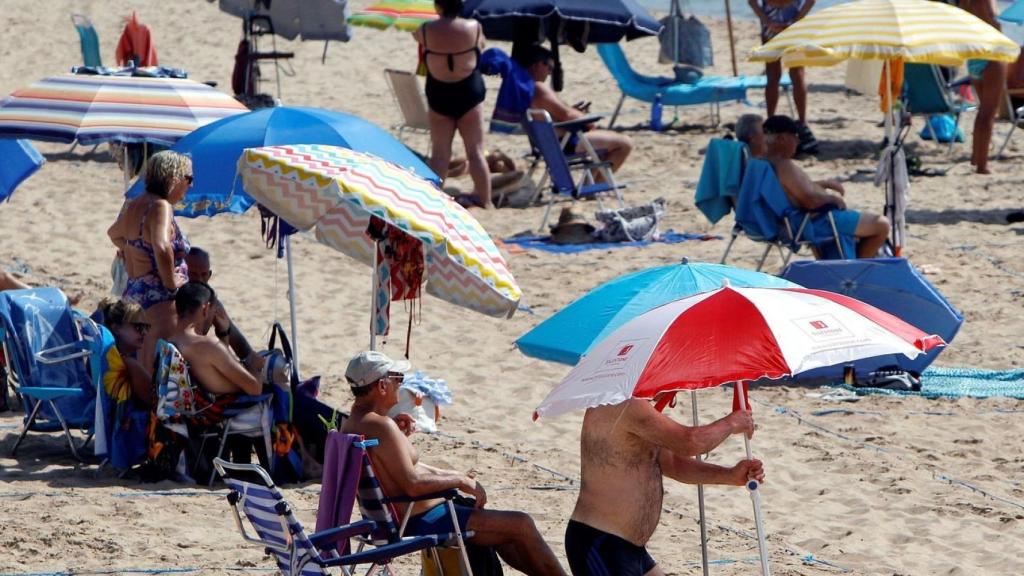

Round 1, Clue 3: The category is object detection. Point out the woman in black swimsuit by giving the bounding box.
[414,0,493,209]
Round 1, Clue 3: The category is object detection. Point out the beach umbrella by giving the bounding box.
[124,106,438,218]
[1000,0,1024,25]
[462,0,662,90]
[238,144,520,350]
[536,283,944,576]
[0,73,248,146]
[217,0,353,42]
[349,0,438,31]
[749,0,1017,256]
[0,140,45,204]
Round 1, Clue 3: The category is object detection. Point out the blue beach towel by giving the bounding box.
[480,48,534,134]
[695,139,746,224]
[832,366,1024,399]
[502,230,717,254]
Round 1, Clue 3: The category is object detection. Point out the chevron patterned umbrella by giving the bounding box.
[238,144,521,323]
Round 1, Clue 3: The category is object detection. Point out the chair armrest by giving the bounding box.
[554,114,604,133]
[309,520,376,547]
[16,386,87,401]
[385,488,459,503]
[35,341,91,365]
[323,535,441,568]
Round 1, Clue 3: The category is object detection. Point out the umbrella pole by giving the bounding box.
[370,239,379,351]
[737,382,771,576]
[691,391,710,576]
[284,234,301,374]
[724,0,738,76]
[884,60,898,252]
[672,0,681,71]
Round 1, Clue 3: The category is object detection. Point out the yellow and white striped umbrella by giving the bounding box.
[749,0,1018,68]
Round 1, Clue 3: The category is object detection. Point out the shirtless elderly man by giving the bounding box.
[763,115,890,259]
[340,350,566,576]
[566,399,762,576]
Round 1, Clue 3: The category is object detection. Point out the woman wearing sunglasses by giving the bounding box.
[95,297,154,407]
[107,151,193,368]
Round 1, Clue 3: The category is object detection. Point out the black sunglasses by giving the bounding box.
[184,174,194,184]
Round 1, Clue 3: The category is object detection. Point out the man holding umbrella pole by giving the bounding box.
[564,396,763,576]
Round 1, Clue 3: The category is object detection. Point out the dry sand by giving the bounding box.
[2,1,1023,575]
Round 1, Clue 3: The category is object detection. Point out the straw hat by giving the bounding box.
[550,207,595,245]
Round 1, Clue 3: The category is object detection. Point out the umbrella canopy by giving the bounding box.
[124,106,438,217]
[749,0,1018,68]
[463,0,661,43]
[0,140,44,203]
[349,0,438,31]
[1001,0,1024,25]
[516,261,798,365]
[238,144,520,318]
[0,73,248,146]
[218,0,353,41]
[535,284,943,420]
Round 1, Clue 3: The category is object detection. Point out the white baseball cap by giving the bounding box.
[345,350,411,388]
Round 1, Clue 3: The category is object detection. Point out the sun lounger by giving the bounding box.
[384,68,431,146]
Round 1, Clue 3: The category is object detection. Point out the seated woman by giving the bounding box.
[95,297,154,408]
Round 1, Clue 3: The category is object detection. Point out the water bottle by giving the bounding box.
[650,93,664,132]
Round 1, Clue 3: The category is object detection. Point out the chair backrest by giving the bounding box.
[0,287,98,426]
[349,436,402,546]
[522,108,576,196]
[154,339,211,422]
[71,13,102,68]
[385,69,430,131]
[903,63,954,115]
[595,43,643,89]
[734,159,799,243]
[215,459,327,576]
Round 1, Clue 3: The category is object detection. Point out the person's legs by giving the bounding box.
[0,269,29,291]
[456,103,493,208]
[576,130,633,173]
[765,61,783,117]
[428,110,458,182]
[790,66,807,123]
[854,212,890,258]
[466,509,566,575]
[972,61,1008,174]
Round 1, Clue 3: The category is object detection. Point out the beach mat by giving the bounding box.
[500,231,718,254]
[832,366,1024,399]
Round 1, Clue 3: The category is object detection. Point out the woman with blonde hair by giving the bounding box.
[94,297,154,407]
[107,150,193,367]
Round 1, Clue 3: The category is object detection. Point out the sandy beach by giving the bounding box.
[2,1,1024,575]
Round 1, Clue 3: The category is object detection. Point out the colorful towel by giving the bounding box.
[116,12,158,67]
[501,230,718,254]
[831,366,1024,399]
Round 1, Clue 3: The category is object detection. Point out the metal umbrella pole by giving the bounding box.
[370,239,379,351]
[736,381,771,576]
[691,391,710,576]
[283,233,301,373]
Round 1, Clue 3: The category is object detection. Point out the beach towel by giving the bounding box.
[115,12,158,67]
[315,431,363,554]
[94,341,148,470]
[480,48,534,134]
[831,366,1024,400]
[695,139,746,224]
[500,230,717,254]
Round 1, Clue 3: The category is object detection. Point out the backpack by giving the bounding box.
[594,198,667,243]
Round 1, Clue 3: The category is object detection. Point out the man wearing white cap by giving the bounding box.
[341,350,567,576]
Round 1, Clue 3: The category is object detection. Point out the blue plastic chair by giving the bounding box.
[214,458,440,576]
[596,43,791,128]
[721,159,851,271]
[902,63,974,154]
[0,288,107,460]
[71,14,102,68]
[522,108,626,231]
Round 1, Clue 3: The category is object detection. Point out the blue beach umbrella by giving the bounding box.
[1000,0,1024,24]
[0,139,45,203]
[515,260,798,365]
[125,106,439,217]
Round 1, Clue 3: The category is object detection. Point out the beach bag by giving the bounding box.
[919,114,963,143]
[265,321,304,484]
[594,198,667,243]
[658,15,713,68]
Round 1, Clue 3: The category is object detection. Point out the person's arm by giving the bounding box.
[795,0,815,21]
[206,341,263,396]
[748,0,768,24]
[532,82,583,123]
[124,356,155,408]
[621,398,754,458]
[108,213,128,251]
[212,300,255,364]
[147,202,182,291]
[776,160,846,210]
[815,179,845,196]
[659,452,765,486]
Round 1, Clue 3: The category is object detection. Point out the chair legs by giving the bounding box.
[10,397,44,456]
[609,93,626,129]
[11,398,91,461]
[998,118,1019,159]
[720,225,741,265]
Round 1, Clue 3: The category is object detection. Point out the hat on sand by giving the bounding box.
[763,115,800,135]
[345,350,411,388]
[550,207,596,245]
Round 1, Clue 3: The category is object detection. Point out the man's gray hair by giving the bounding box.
[735,114,763,146]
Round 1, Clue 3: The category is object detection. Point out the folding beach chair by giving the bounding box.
[721,159,852,271]
[384,69,431,145]
[71,13,102,68]
[997,84,1024,158]
[694,138,748,226]
[522,108,625,231]
[215,457,440,576]
[154,339,273,485]
[902,63,974,154]
[0,288,108,460]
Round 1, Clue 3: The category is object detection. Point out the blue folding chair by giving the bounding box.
[721,159,852,271]
[71,13,102,68]
[215,458,440,576]
[902,63,974,154]
[0,288,108,460]
[521,108,626,231]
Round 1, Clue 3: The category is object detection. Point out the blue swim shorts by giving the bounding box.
[403,502,474,537]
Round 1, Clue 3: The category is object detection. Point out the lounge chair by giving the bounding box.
[0,287,108,460]
[214,457,440,576]
[154,339,273,485]
[521,108,625,231]
[721,158,852,271]
[71,13,102,68]
[902,63,974,154]
[596,43,791,128]
[384,69,431,146]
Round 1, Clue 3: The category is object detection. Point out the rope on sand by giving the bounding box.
[933,474,1024,512]
[0,486,322,500]
[0,568,277,576]
[769,405,889,452]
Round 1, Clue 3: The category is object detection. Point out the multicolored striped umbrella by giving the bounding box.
[749,0,1018,68]
[0,73,248,146]
[238,144,520,319]
[348,0,437,32]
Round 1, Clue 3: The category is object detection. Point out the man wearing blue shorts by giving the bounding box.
[763,115,890,258]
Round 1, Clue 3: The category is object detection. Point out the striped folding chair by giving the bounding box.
[214,458,440,576]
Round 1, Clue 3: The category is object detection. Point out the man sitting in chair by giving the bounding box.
[520,44,634,174]
[186,247,258,375]
[764,115,890,258]
[341,350,567,576]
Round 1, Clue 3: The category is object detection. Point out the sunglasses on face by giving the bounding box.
[184,174,194,185]
[132,322,151,335]
[387,372,405,384]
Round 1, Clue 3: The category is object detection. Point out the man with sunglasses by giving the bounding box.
[185,246,256,372]
[341,350,567,575]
